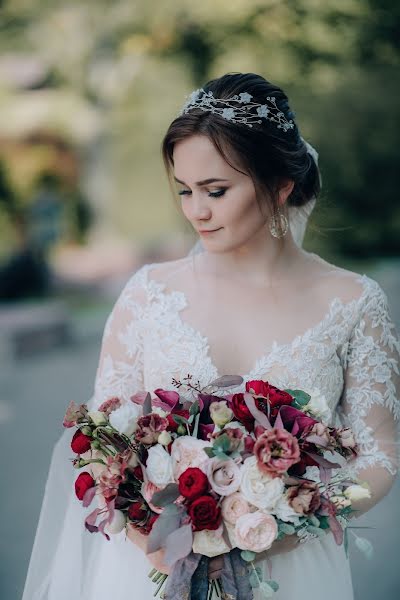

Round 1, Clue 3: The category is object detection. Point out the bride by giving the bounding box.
[22,72,399,600]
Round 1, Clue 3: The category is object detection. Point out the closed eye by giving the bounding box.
[178,189,227,198]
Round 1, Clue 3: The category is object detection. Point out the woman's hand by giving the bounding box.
[126,523,170,575]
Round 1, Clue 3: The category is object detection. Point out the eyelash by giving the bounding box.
[178,189,227,198]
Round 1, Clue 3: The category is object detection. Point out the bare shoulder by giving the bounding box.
[307,253,377,305]
[145,255,193,284]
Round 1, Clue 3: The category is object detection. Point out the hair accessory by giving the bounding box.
[178,88,295,132]
[269,209,289,238]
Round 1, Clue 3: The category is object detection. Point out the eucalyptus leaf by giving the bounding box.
[146,504,181,554]
[278,522,295,535]
[209,375,244,388]
[309,515,320,528]
[164,524,193,566]
[151,483,180,507]
[344,527,349,558]
[249,571,260,588]
[265,580,279,592]
[143,392,152,415]
[204,447,215,458]
[259,581,275,598]
[240,550,256,562]
[213,433,231,452]
[306,525,325,537]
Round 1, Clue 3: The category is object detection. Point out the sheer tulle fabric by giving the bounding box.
[22,199,400,600]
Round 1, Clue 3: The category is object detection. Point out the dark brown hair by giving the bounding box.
[161,72,321,237]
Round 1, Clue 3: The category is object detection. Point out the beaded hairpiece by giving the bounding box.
[178,88,295,132]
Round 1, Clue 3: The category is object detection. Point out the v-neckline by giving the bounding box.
[143,264,371,380]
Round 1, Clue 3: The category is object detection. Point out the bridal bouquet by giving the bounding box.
[64,375,369,599]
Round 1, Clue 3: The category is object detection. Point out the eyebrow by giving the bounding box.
[174,176,229,186]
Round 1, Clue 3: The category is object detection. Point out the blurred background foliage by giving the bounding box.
[0,0,399,299]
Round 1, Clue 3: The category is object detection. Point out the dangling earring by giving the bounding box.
[268,209,289,238]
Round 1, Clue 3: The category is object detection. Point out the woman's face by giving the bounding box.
[172,134,271,252]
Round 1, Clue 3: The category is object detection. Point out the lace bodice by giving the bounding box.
[90,261,400,496]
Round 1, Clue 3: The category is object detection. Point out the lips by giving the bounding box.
[199,228,221,233]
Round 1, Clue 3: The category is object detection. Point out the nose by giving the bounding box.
[188,192,212,222]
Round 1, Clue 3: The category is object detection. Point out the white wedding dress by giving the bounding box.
[22,206,400,600]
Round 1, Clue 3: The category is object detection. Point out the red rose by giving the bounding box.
[167,409,190,432]
[128,501,148,522]
[178,467,209,500]
[230,393,254,430]
[246,380,293,418]
[71,429,92,454]
[74,471,95,500]
[188,495,221,531]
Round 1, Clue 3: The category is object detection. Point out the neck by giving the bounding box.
[196,229,310,288]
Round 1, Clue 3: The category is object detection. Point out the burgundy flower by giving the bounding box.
[178,467,209,500]
[135,414,169,445]
[75,472,95,501]
[143,513,159,534]
[188,495,222,531]
[71,429,92,454]
[254,428,301,476]
[287,480,321,515]
[245,380,293,418]
[127,501,148,522]
[166,409,190,432]
[230,393,254,430]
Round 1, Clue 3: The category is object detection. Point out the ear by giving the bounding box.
[278,179,295,206]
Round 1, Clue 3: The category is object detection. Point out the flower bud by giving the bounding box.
[105,509,126,534]
[344,484,371,502]
[158,430,172,446]
[91,440,101,450]
[88,410,108,426]
[80,426,93,436]
[177,425,186,435]
[210,401,233,428]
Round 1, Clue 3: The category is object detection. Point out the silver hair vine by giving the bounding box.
[177,88,295,132]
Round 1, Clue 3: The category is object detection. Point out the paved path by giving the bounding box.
[1,260,399,600]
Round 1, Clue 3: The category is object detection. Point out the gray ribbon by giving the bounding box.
[162,549,253,600]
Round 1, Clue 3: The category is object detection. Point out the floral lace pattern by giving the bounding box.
[90,262,400,480]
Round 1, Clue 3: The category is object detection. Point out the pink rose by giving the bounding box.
[221,492,251,525]
[207,458,242,496]
[141,481,164,514]
[254,428,300,476]
[171,437,211,479]
[235,511,278,552]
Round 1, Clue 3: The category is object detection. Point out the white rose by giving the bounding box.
[109,402,142,436]
[240,456,284,510]
[305,388,332,423]
[171,436,211,479]
[344,484,371,502]
[192,527,230,558]
[146,444,174,488]
[104,509,126,534]
[88,410,108,426]
[272,495,302,526]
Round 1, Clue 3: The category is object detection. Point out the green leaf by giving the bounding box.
[265,580,279,593]
[278,522,295,535]
[344,527,349,558]
[285,389,311,406]
[189,399,200,416]
[203,447,215,458]
[309,515,320,527]
[240,550,256,562]
[213,433,231,452]
[318,516,330,529]
[306,525,325,537]
[249,571,260,588]
[172,414,188,426]
[259,581,275,598]
[151,483,180,507]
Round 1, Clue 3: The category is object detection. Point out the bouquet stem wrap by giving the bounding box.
[163,549,252,600]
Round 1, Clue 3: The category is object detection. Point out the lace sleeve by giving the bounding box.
[88,265,148,410]
[339,279,400,513]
